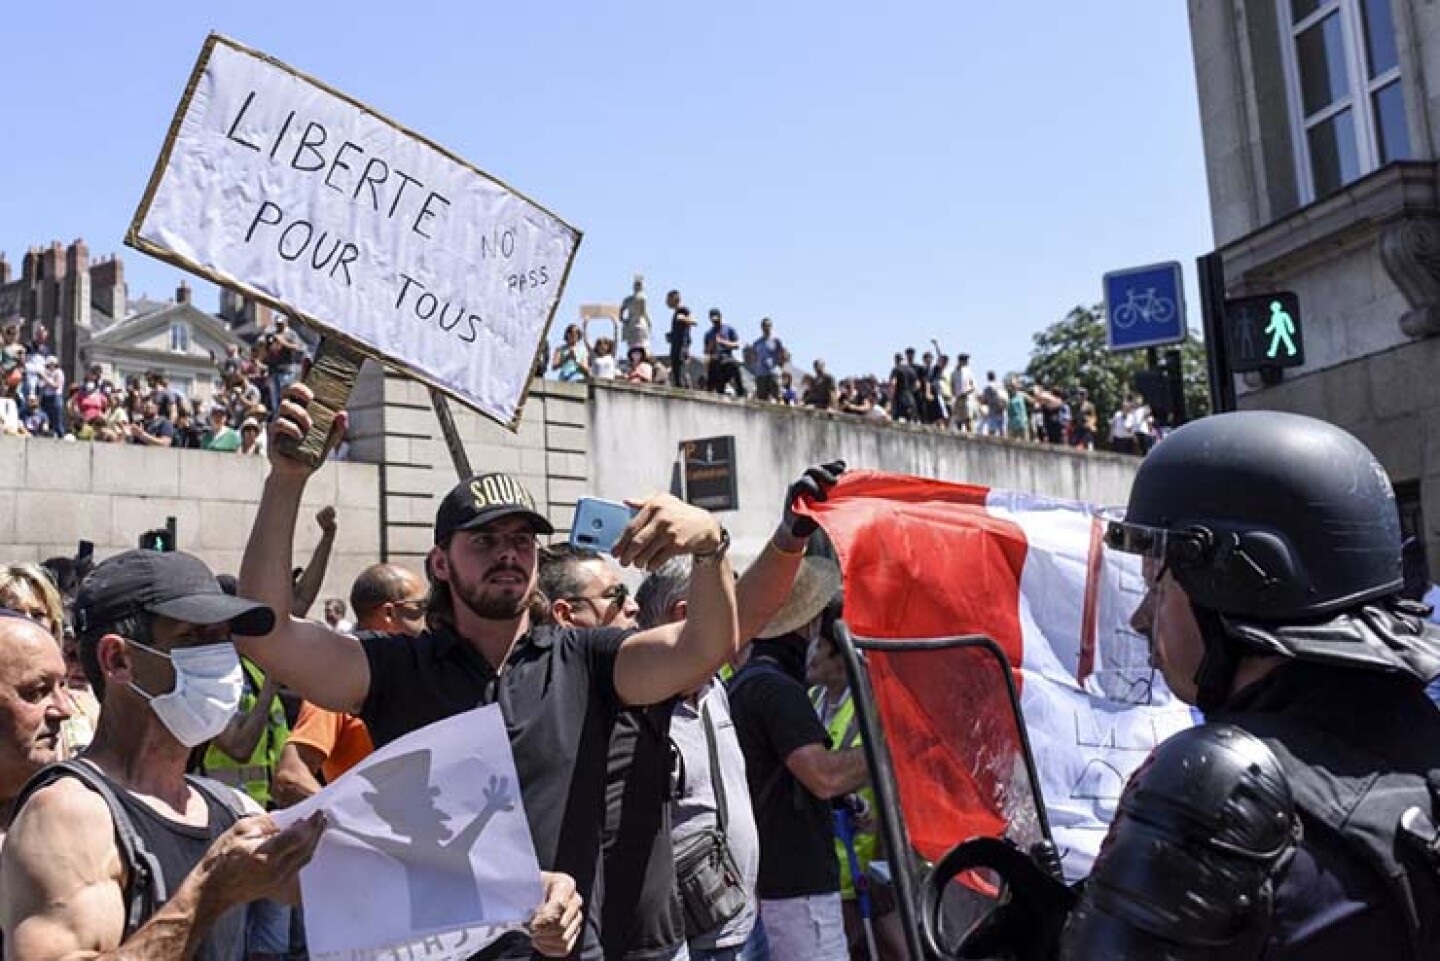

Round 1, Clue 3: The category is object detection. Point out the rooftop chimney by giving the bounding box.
[176,280,191,305]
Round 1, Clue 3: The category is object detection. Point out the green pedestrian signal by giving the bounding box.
[1265,301,1298,359]
[1224,291,1304,373]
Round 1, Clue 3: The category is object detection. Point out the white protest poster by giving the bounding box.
[272,705,543,961]
[127,34,580,429]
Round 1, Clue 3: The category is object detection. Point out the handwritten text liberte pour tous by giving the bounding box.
[223,89,551,346]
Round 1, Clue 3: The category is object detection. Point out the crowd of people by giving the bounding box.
[0,375,1438,959]
[0,316,330,457]
[547,280,1155,456]
[0,379,897,961]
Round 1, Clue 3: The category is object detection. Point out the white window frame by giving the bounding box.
[1278,0,1405,204]
[169,321,191,354]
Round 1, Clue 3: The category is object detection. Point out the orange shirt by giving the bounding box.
[288,700,375,782]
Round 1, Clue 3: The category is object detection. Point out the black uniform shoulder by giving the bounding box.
[1061,723,1299,959]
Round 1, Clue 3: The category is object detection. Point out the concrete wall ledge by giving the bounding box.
[0,437,382,607]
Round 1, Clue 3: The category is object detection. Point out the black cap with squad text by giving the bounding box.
[76,550,276,637]
[434,472,554,543]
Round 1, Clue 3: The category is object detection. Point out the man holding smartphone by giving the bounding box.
[238,384,823,959]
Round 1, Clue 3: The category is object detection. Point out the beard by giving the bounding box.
[447,562,532,620]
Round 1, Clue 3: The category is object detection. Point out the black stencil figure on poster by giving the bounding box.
[331,750,515,931]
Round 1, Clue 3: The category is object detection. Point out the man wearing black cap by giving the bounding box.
[0,550,327,961]
[239,385,830,959]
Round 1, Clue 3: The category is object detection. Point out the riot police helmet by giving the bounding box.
[1104,411,1401,621]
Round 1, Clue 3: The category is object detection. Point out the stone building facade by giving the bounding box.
[1188,0,1440,578]
[0,240,281,403]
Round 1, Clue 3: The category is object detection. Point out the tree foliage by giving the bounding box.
[1023,303,1211,440]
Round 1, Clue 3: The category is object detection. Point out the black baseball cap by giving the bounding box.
[76,550,275,637]
[435,473,554,544]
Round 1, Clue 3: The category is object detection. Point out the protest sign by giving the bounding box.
[127,34,580,429]
[273,705,543,961]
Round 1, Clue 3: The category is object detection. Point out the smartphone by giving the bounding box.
[570,497,638,554]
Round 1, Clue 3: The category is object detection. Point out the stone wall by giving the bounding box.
[355,375,1139,572]
[349,370,589,576]
[0,437,382,611]
[0,376,1144,601]
[587,382,1140,565]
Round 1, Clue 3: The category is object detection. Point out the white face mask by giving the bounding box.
[128,640,244,747]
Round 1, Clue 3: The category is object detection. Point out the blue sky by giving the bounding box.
[1,1,1212,380]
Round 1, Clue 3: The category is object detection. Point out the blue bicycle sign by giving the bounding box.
[1103,262,1185,351]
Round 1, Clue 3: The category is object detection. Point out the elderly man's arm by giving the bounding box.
[0,779,325,961]
[238,385,370,714]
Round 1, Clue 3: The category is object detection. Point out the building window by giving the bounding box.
[1280,0,1411,202]
[169,321,190,353]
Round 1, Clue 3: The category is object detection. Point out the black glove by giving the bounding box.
[784,460,846,538]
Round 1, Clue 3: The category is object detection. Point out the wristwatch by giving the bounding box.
[693,525,731,564]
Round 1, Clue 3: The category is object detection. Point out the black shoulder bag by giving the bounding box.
[674,699,749,939]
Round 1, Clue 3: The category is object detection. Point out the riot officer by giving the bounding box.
[1056,410,1440,959]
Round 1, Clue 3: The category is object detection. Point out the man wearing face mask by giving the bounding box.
[0,550,327,961]
[1029,412,1440,959]
[728,556,870,961]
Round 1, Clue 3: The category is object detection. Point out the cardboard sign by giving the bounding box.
[127,35,581,429]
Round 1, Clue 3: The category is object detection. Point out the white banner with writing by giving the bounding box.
[130,35,580,427]
[273,705,543,961]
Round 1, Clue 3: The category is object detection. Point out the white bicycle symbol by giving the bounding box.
[1113,287,1176,329]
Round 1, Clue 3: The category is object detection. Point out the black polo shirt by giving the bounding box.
[359,622,629,959]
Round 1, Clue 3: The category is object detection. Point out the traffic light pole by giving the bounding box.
[1197,251,1236,413]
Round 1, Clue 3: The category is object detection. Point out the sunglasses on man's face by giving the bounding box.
[563,584,630,608]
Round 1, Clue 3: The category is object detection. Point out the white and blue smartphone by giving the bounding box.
[570,497,639,554]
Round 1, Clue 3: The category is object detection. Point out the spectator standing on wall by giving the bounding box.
[932,355,953,426]
[552,324,591,382]
[887,352,918,423]
[592,337,618,380]
[265,317,306,417]
[1005,377,1031,441]
[802,360,838,411]
[620,277,652,356]
[979,371,1008,437]
[41,357,65,437]
[1130,394,1155,454]
[0,324,23,392]
[22,343,46,404]
[75,370,107,425]
[950,352,977,432]
[666,291,695,389]
[1072,388,1097,451]
[751,318,785,403]
[219,343,243,382]
[704,310,745,399]
[1110,398,1136,455]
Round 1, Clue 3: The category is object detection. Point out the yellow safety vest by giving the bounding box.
[811,686,878,900]
[202,659,288,809]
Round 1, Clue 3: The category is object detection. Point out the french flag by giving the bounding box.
[800,470,1197,879]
